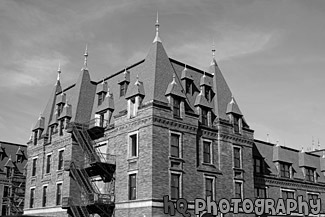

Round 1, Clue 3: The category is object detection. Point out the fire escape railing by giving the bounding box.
[2,175,26,215]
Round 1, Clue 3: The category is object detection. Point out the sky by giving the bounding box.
[0,0,324,151]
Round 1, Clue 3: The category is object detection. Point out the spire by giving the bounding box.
[57,61,61,81]
[82,44,88,70]
[211,39,217,66]
[153,11,161,43]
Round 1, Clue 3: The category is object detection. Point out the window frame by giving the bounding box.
[42,185,48,207]
[254,157,263,175]
[128,171,137,200]
[204,175,215,200]
[58,149,64,171]
[254,187,267,198]
[202,139,213,164]
[31,157,38,177]
[233,146,242,169]
[201,108,209,126]
[170,171,182,200]
[234,180,243,199]
[281,189,295,200]
[46,153,52,174]
[170,131,182,159]
[128,131,139,158]
[305,167,315,182]
[173,97,181,118]
[30,187,35,208]
[279,162,291,178]
[56,182,63,206]
[185,80,192,95]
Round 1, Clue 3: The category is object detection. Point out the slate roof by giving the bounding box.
[33,28,247,137]
[0,141,27,174]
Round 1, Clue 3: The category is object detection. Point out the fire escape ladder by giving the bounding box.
[69,198,89,217]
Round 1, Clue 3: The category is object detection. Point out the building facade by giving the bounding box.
[23,18,325,217]
[0,141,27,216]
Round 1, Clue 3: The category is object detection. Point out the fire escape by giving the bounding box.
[62,119,116,217]
[2,161,26,216]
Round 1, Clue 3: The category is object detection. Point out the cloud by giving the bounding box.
[0,52,69,88]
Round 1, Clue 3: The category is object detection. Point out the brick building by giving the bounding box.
[23,17,325,217]
[0,141,27,216]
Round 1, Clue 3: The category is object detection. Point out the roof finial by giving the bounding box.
[135,74,140,85]
[172,73,176,84]
[83,44,88,70]
[57,61,61,81]
[210,39,217,66]
[153,11,161,43]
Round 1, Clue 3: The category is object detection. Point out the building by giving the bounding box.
[0,141,27,216]
[23,16,325,217]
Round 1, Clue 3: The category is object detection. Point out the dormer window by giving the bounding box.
[185,80,192,95]
[201,108,209,126]
[129,97,136,118]
[173,98,181,118]
[233,115,240,133]
[59,119,64,136]
[98,92,105,106]
[57,104,64,117]
[6,167,12,178]
[305,167,315,182]
[33,131,38,146]
[120,82,128,97]
[280,162,291,178]
[204,86,211,101]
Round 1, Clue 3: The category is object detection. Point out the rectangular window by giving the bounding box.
[33,131,38,145]
[120,83,128,97]
[205,87,210,101]
[173,98,181,118]
[254,158,263,174]
[129,173,136,200]
[235,181,242,199]
[280,162,291,178]
[205,178,214,198]
[30,188,35,208]
[306,168,315,182]
[99,113,105,127]
[203,141,212,163]
[282,190,294,200]
[46,154,51,174]
[234,116,239,133]
[171,133,180,158]
[98,93,104,106]
[185,80,191,94]
[42,186,47,207]
[59,119,64,136]
[307,193,319,203]
[129,133,138,157]
[3,186,9,198]
[129,97,136,118]
[171,173,180,200]
[233,147,241,168]
[254,187,266,198]
[32,158,37,176]
[56,183,62,205]
[1,205,8,216]
[58,150,64,170]
[202,108,208,126]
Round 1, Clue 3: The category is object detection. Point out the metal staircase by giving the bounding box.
[63,120,116,217]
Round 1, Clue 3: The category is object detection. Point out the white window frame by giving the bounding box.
[204,175,215,200]
[234,180,244,200]
[128,131,139,158]
[29,187,36,208]
[169,131,182,159]
[42,184,48,207]
[57,148,65,171]
[128,170,138,200]
[306,191,320,202]
[170,171,182,200]
[281,188,295,199]
[233,145,242,169]
[45,153,52,174]
[202,139,213,164]
[56,181,63,206]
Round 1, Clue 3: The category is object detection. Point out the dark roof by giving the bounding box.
[0,141,27,173]
[226,97,242,116]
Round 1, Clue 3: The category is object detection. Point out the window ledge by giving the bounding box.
[169,156,185,162]
[202,162,216,168]
[127,157,138,162]
[233,167,245,172]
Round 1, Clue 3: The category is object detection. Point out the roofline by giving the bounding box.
[169,58,213,77]
[0,141,27,147]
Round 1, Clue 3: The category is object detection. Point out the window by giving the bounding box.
[129,97,136,118]
[99,113,105,127]
[59,119,64,136]
[254,187,266,198]
[6,167,12,178]
[185,80,192,94]
[234,181,242,199]
[282,190,294,200]
[233,147,241,168]
[1,205,8,216]
[305,167,315,182]
[233,116,240,133]
[205,87,211,101]
[32,158,37,176]
[280,162,291,178]
[46,154,51,174]
[170,133,181,158]
[202,108,208,126]
[120,82,128,97]
[205,177,214,199]
[30,188,35,208]
[171,173,181,200]
[58,150,64,170]
[3,186,9,198]
[307,193,319,203]
[57,104,64,117]
[33,131,38,145]
[173,98,181,118]
[98,92,105,106]
[254,158,263,174]
[42,186,47,207]
[203,140,212,164]
[129,133,138,157]
[56,183,62,205]
[129,173,136,200]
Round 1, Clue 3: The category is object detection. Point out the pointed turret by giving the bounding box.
[226,96,242,116]
[165,73,186,98]
[194,86,212,109]
[125,75,145,99]
[153,11,161,43]
[4,155,15,168]
[71,46,96,123]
